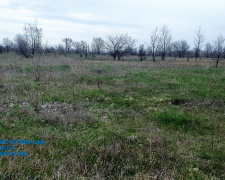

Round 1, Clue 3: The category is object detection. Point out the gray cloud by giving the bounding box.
[1,0,225,46]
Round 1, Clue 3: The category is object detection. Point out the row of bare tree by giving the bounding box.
[1,21,225,67]
[0,20,43,58]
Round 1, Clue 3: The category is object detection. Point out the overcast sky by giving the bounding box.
[1,0,225,47]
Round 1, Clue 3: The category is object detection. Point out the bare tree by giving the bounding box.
[104,33,136,60]
[194,26,205,60]
[56,44,65,55]
[138,44,147,61]
[81,41,89,58]
[172,40,190,58]
[150,28,159,62]
[167,44,173,57]
[131,47,137,55]
[24,20,43,56]
[73,41,82,56]
[3,37,13,53]
[92,37,104,55]
[205,43,213,58]
[14,34,30,58]
[85,44,89,58]
[80,41,89,58]
[62,38,73,56]
[14,20,43,58]
[159,25,172,61]
[186,50,191,61]
[213,34,225,68]
[73,41,89,58]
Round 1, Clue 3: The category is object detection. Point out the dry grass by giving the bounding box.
[0,54,224,179]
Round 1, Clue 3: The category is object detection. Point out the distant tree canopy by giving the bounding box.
[172,40,190,58]
[92,37,104,55]
[104,33,136,60]
[1,20,225,67]
[3,37,13,53]
[138,44,147,61]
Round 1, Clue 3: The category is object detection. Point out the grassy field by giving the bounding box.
[0,54,224,179]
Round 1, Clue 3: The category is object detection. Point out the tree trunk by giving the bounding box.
[216,59,219,68]
[161,52,166,61]
[32,48,35,56]
[152,53,156,62]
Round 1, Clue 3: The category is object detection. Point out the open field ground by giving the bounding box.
[0,54,225,179]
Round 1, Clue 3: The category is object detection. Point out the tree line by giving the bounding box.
[0,21,225,68]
